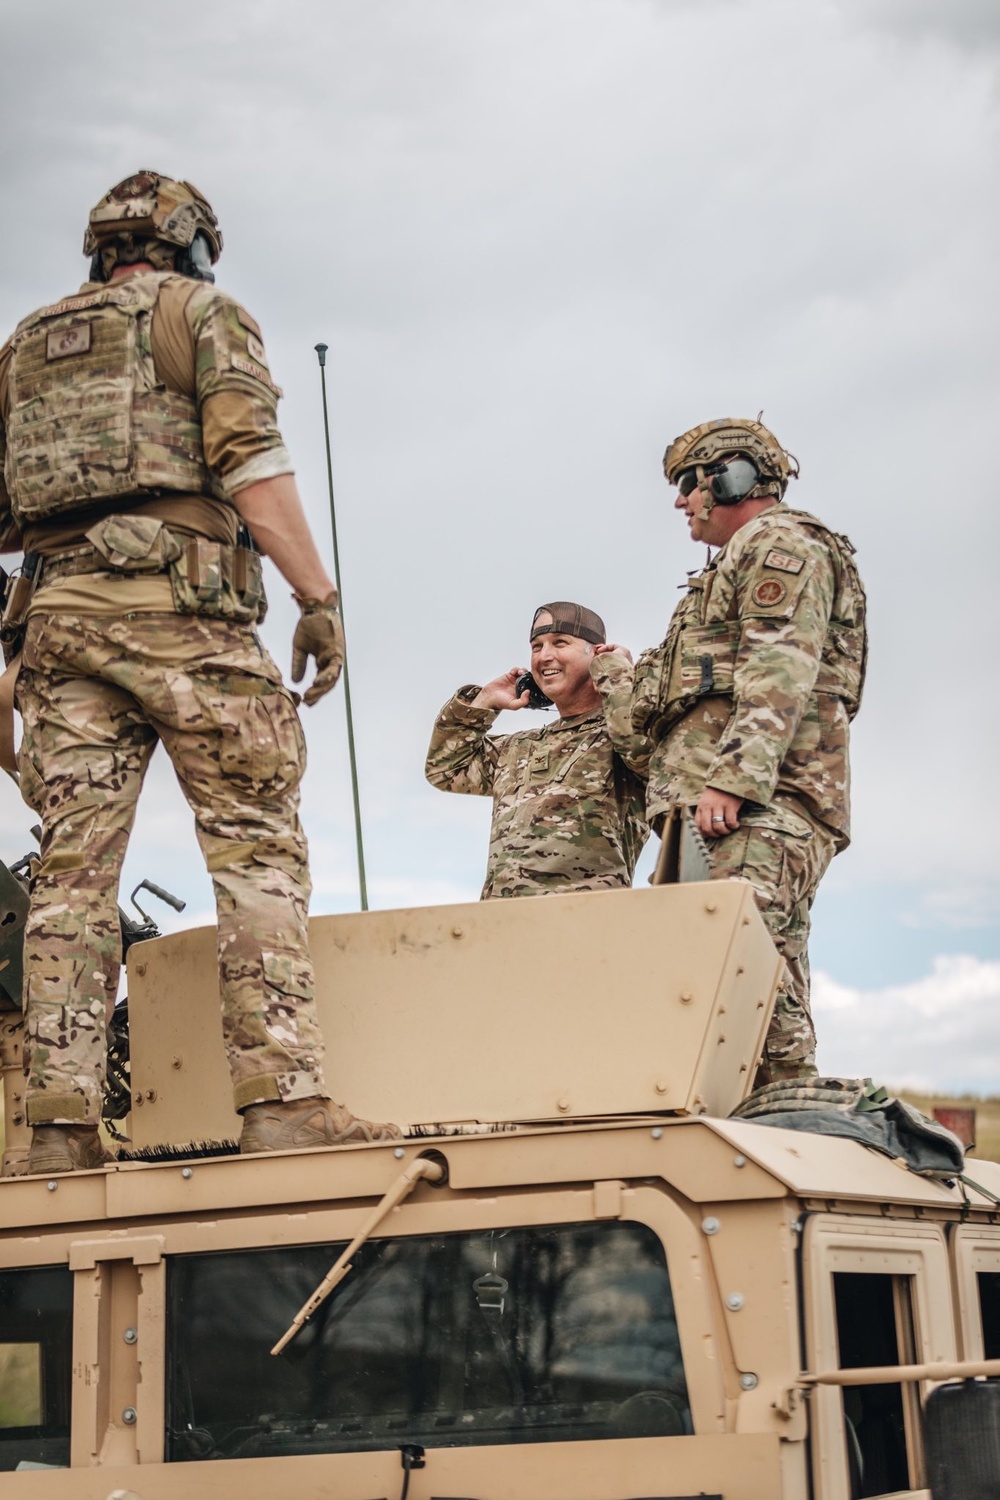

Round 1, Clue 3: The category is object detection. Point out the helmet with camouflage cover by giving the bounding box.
[663,417,799,505]
[83,170,223,283]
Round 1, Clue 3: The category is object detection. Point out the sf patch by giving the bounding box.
[751,577,787,608]
[763,548,805,575]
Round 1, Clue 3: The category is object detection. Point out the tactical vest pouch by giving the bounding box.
[776,510,868,719]
[822,533,867,717]
[816,625,865,716]
[628,644,668,735]
[0,555,40,667]
[675,620,740,700]
[85,514,183,572]
[168,536,268,624]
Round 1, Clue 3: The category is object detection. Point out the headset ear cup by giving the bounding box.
[710,457,760,504]
[173,232,216,283]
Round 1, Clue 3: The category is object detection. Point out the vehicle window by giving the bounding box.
[833,1271,915,1498]
[978,1271,1000,1359]
[166,1219,690,1461]
[0,1266,72,1472]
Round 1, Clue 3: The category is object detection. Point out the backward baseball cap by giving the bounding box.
[530,602,606,645]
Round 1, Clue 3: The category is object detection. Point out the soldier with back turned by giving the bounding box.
[0,171,398,1174]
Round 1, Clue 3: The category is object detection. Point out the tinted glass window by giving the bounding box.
[833,1271,912,1498]
[978,1271,1000,1359]
[0,1266,72,1472]
[167,1220,689,1460]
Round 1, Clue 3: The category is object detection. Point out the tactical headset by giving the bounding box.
[676,456,761,506]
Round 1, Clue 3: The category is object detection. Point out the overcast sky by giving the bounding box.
[1,0,998,1093]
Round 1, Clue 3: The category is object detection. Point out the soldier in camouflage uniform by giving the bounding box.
[0,171,398,1174]
[620,420,867,1085]
[425,603,649,898]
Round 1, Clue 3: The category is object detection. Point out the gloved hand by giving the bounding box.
[291,591,345,706]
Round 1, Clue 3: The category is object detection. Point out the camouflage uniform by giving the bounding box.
[630,506,867,1082]
[425,670,649,899]
[0,267,329,1128]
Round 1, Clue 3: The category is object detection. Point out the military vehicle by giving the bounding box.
[2,840,1000,1499]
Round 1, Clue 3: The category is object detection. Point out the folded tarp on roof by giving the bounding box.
[731,1078,966,1178]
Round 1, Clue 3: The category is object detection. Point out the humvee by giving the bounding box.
[2,870,999,1499]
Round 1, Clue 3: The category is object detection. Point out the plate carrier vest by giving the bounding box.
[4,273,225,524]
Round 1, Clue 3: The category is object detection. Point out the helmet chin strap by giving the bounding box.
[694,458,780,514]
[694,463,717,519]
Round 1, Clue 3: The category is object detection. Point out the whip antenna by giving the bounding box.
[314,342,368,912]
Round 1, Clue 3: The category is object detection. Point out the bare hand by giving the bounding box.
[471,668,531,711]
[695,787,744,839]
[592,642,634,663]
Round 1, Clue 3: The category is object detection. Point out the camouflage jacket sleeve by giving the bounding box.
[0,340,23,554]
[424,687,504,796]
[589,652,651,780]
[182,283,294,497]
[705,520,836,805]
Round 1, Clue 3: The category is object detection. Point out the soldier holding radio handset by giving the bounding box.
[425,602,650,900]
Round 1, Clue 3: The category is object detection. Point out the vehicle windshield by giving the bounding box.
[166,1218,690,1460]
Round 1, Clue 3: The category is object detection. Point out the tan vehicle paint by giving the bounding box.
[1,882,999,1499]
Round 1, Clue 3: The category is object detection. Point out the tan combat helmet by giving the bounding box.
[663,416,799,509]
[83,169,223,282]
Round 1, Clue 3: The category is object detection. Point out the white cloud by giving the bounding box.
[815,956,1000,1092]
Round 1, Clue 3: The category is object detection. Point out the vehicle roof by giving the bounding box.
[704,1115,1000,1210]
[2,1116,997,1237]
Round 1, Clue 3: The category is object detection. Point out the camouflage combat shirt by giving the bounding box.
[425,670,650,899]
[634,506,867,848]
[0,270,291,558]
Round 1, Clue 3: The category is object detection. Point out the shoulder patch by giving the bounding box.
[751,577,787,608]
[230,353,282,398]
[764,548,805,575]
[245,330,269,366]
[236,307,263,340]
[23,290,107,329]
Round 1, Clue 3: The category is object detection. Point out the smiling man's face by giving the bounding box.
[529,612,598,716]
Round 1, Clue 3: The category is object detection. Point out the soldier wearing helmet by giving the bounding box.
[621,418,867,1088]
[425,602,650,898]
[0,171,398,1173]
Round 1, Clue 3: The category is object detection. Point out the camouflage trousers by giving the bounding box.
[16,611,329,1127]
[704,800,836,1087]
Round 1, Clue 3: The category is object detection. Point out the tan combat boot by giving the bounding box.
[239,1098,402,1154]
[27,1125,114,1175]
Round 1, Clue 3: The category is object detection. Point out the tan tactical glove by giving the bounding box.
[291,591,345,706]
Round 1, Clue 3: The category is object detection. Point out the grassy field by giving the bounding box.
[897,1090,1000,1163]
